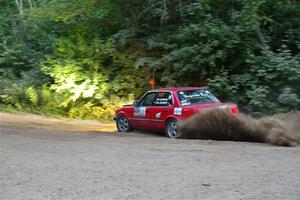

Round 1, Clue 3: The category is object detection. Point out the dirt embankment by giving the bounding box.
[0,112,115,132]
[177,109,300,147]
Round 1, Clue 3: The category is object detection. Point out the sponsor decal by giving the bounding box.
[154,98,169,105]
[174,108,182,115]
[180,99,191,106]
[155,112,161,118]
[219,105,229,110]
[134,107,146,116]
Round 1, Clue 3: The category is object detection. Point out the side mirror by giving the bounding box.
[133,101,139,107]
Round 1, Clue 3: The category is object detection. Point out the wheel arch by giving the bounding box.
[116,112,133,132]
[116,111,135,128]
[116,111,127,118]
[165,116,178,124]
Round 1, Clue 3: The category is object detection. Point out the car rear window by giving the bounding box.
[177,89,220,106]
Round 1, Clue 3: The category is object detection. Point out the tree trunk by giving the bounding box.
[15,0,24,16]
[255,25,268,49]
[27,0,33,10]
[160,0,168,25]
[178,0,183,22]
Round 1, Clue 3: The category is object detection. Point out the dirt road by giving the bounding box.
[1,112,300,200]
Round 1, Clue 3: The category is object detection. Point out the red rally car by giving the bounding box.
[115,87,238,138]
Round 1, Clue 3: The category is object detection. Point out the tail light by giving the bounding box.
[230,107,238,115]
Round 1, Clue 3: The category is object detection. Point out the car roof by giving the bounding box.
[151,87,205,92]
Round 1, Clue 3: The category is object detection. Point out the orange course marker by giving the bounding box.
[148,79,155,87]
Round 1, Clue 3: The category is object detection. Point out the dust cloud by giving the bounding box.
[176,109,300,146]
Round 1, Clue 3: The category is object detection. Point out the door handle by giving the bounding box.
[163,110,168,113]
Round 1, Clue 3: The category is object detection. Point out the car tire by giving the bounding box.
[116,115,133,132]
[165,119,177,138]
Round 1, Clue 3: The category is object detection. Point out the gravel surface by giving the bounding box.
[1,112,300,200]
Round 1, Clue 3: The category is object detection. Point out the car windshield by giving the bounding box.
[177,89,220,106]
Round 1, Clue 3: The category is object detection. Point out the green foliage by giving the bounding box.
[209,46,300,116]
[68,97,128,120]
[41,36,145,118]
[1,0,299,118]
[26,86,38,106]
[132,0,300,115]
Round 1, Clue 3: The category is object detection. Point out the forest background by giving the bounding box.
[1,0,299,119]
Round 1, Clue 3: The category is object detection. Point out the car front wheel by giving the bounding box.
[165,119,177,138]
[116,115,133,132]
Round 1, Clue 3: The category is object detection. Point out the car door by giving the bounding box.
[134,92,157,129]
[147,91,174,130]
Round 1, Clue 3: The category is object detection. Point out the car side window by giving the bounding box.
[153,92,173,106]
[139,93,156,107]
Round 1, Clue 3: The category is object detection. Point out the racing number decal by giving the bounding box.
[134,107,147,116]
[174,108,182,115]
[155,112,161,118]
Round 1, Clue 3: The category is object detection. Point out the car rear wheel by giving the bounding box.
[116,115,133,132]
[165,119,177,138]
